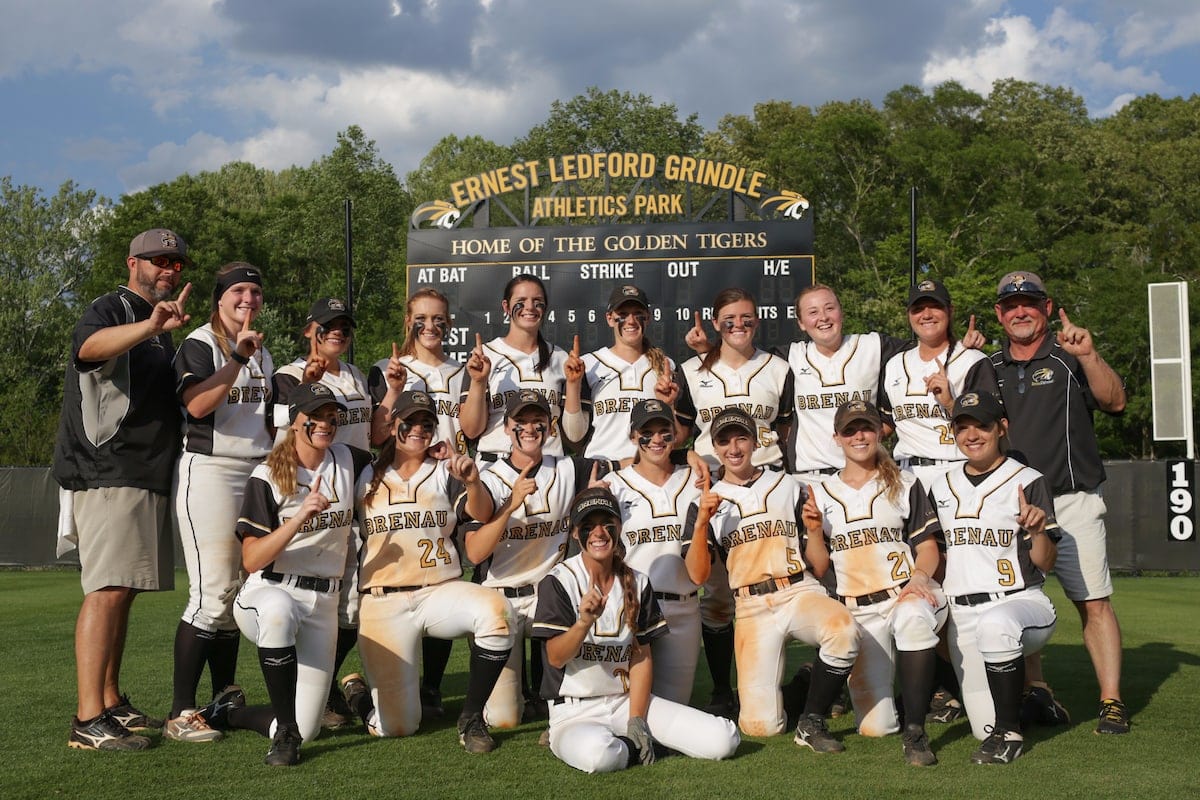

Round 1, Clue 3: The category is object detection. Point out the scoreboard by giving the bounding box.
[407,218,814,363]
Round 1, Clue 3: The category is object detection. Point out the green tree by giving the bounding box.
[0,179,104,464]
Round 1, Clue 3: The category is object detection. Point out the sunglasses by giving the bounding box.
[142,254,186,272]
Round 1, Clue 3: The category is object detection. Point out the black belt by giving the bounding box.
[952,588,1025,606]
[654,590,699,602]
[479,452,500,462]
[367,585,424,594]
[262,570,338,593]
[907,456,955,467]
[840,584,904,608]
[502,584,536,598]
[738,572,805,597]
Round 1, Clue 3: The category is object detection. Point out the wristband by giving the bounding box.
[230,350,250,365]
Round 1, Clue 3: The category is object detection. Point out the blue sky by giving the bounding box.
[2,0,1197,202]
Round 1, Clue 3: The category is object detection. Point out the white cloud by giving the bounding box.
[921,8,1166,108]
[1117,7,1200,59]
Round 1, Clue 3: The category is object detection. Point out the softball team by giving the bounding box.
[101,268,1075,770]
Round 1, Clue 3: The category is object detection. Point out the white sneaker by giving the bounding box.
[165,710,223,743]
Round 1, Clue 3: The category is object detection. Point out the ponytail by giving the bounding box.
[266,429,300,497]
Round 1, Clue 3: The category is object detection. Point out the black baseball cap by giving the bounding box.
[289,382,347,422]
[710,408,756,440]
[629,399,674,433]
[505,389,551,419]
[607,285,650,311]
[569,487,621,529]
[833,399,882,433]
[129,228,194,265]
[391,390,437,421]
[996,271,1048,300]
[907,279,951,309]
[951,391,1006,426]
[307,297,356,327]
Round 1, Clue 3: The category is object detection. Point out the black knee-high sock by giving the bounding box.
[227,705,275,737]
[934,652,961,700]
[702,624,735,695]
[421,636,452,692]
[897,648,937,727]
[985,656,1025,733]
[172,621,215,716]
[259,646,298,728]
[527,639,544,700]
[329,627,359,694]
[803,657,854,716]
[207,629,241,697]
[462,643,511,719]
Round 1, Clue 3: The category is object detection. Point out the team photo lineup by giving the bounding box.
[55,226,1132,771]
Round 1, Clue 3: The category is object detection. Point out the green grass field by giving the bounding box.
[2,571,1197,800]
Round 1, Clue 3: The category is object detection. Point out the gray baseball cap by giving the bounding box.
[129,228,193,264]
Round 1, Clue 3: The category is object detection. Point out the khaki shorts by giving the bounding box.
[1051,489,1114,602]
[75,486,174,594]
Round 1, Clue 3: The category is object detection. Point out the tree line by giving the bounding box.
[2,81,1196,466]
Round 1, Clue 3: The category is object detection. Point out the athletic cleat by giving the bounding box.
[164,710,223,742]
[199,685,245,731]
[264,723,302,766]
[927,689,965,723]
[322,685,354,730]
[902,724,937,766]
[107,695,164,731]
[420,686,445,719]
[69,710,152,751]
[1095,698,1131,735]
[1020,683,1070,727]
[793,713,845,753]
[537,728,551,747]
[971,727,1023,764]
[457,713,497,754]
[340,673,373,723]
[703,690,739,721]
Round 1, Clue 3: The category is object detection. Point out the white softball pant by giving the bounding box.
[233,572,339,743]
[358,580,514,737]
[548,693,740,773]
[733,578,860,737]
[846,587,948,737]
[175,452,258,631]
[947,586,1057,740]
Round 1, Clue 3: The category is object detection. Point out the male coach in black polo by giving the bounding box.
[989,271,1130,735]
[54,229,193,750]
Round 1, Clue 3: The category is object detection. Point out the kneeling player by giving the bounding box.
[532,488,740,773]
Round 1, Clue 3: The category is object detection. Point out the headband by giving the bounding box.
[212,266,263,306]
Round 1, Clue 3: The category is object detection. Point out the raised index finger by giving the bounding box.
[475,333,483,350]
[311,474,323,494]
[1057,307,1072,328]
[242,307,254,333]
[392,341,400,360]
[692,311,703,331]
[572,335,580,357]
[967,313,977,334]
[176,282,193,306]
[310,330,320,359]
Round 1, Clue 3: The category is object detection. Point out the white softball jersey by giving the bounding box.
[175,323,274,457]
[880,346,997,462]
[531,555,668,700]
[809,470,941,598]
[236,443,372,579]
[675,349,794,468]
[464,337,569,458]
[355,459,473,589]
[272,359,372,450]
[472,456,601,589]
[580,347,676,461]
[607,464,702,598]
[927,459,1060,597]
[782,333,900,473]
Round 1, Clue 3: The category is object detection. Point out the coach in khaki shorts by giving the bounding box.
[989,270,1130,735]
[53,228,194,751]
